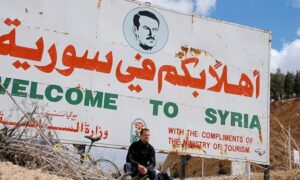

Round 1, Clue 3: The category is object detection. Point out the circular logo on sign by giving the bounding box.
[123,7,168,54]
[130,118,147,143]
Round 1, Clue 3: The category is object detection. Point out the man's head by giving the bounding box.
[133,11,160,50]
[139,128,150,144]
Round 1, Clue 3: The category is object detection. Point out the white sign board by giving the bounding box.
[0,0,270,164]
[231,161,247,176]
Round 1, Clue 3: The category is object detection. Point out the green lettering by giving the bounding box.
[45,85,63,102]
[163,102,178,118]
[0,77,12,94]
[104,93,118,110]
[244,114,249,128]
[84,90,103,107]
[231,112,243,127]
[150,100,163,116]
[205,108,217,124]
[218,110,229,125]
[250,115,261,130]
[12,79,29,97]
[66,88,83,105]
[30,82,43,99]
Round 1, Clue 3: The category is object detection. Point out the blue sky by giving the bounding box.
[211,0,300,50]
[139,0,300,73]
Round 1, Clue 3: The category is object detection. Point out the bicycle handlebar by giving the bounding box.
[84,135,101,143]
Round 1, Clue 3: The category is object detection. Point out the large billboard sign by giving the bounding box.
[0,0,271,164]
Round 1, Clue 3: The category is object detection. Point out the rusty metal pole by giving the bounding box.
[263,165,269,180]
[246,162,250,180]
[179,155,186,180]
[201,158,204,177]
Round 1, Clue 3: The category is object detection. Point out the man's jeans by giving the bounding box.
[124,163,157,180]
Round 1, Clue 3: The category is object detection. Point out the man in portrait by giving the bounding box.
[133,10,160,51]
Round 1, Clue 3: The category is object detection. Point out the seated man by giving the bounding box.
[124,128,157,180]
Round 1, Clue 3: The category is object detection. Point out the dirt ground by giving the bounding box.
[0,161,71,180]
[0,161,300,180]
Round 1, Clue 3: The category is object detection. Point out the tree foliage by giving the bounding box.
[270,69,300,100]
[284,71,295,98]
[294,71,300,97]
[271,69,285,100]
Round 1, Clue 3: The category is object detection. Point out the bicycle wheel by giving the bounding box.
[95,159,121,178]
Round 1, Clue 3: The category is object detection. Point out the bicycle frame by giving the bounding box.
[82,136,121,178]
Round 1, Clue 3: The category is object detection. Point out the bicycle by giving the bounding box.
[51,135,121,178]
[77,135,121,178]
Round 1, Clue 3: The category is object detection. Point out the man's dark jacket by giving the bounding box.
[126,140,156,171]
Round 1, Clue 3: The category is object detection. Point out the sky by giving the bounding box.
[139,0,300,74]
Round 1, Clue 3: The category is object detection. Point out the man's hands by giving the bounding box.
[137,164,148,175]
